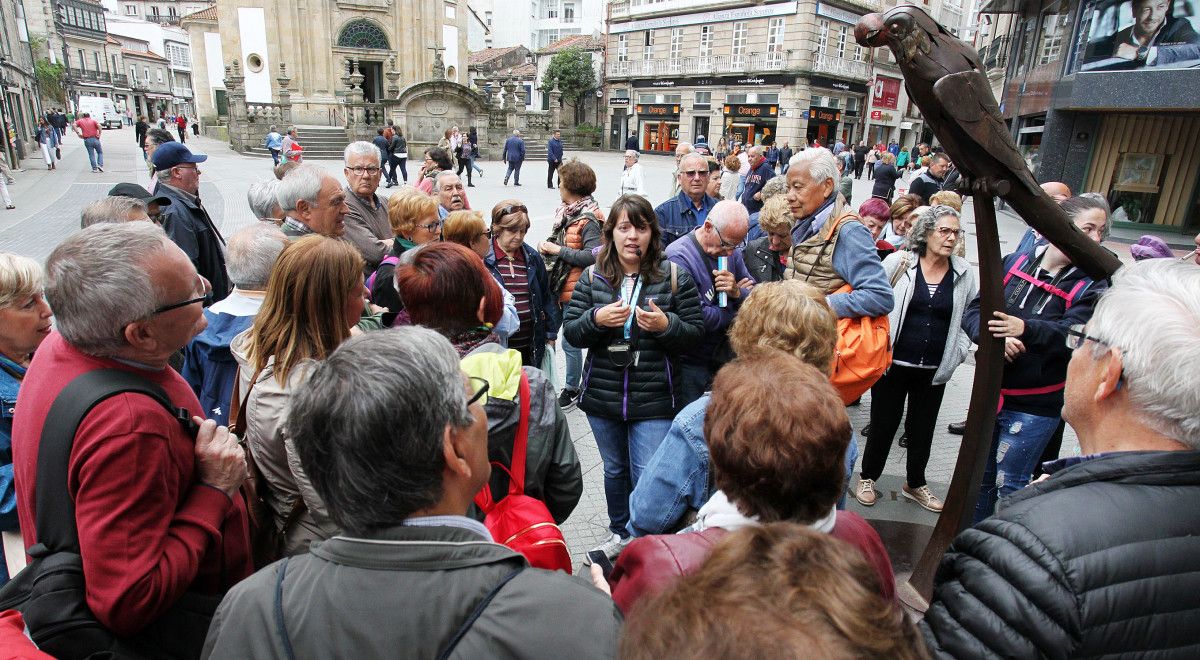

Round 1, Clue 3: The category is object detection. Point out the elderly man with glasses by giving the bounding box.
[342,141,395,276]
[11,222,252,656]
[664,199,755,406]
[655,152,719,248]
[153,142,231,303]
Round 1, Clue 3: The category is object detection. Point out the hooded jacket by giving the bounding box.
[181,304,258,425]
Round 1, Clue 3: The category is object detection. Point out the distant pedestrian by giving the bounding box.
[281,126,303,162]
[547,129,564,189]
[35,118,59,171]
[625,130,638,152]
[135,115,150,156]
[175,113,188,143]
[778,141,793,174]
[388,129,408,185]
[192,119,200,136]
[503,129,525,186]
[72,111,104,172]
[264,125,283,165]
[853,141,869,179]
[467,126,483,178]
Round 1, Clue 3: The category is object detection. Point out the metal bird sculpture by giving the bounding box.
[856,6,1121,279]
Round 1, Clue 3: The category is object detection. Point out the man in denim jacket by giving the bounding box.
[655,153,718,248]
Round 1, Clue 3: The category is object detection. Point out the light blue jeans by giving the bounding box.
[83,137,103,169]
[974,409,1061,523]
[562,338,583,390]
[588,415,673,537]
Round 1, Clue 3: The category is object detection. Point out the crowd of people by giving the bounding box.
[0,125,1196,659]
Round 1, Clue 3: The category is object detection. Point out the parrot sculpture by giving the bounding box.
[855,6,1121,280]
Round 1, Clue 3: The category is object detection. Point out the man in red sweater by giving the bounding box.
[12,222,251,655]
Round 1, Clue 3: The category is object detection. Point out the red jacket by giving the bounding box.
[609,511,895,614]
[11,333,252,637]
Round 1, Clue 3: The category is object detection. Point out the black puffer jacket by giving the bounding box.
[563,262,703,421]
[922,450,1200,659]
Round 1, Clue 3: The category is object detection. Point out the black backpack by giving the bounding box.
[0,369,219,660]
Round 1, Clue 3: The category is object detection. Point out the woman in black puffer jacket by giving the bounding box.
[872,151,901,201]
[564,194,703,559]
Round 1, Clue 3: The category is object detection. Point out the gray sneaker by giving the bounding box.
[587,533,631,562]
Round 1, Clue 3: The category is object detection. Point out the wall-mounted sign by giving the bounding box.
[871,75,901,110]
[723,104,779,119]
[636,104,681,117]
[610,97,630,107]
[810,75,869,95]
[815,2,862,25]
[808,106,842,123]
[632,74,791,89]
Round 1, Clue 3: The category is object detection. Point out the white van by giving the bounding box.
[75,96,123,129]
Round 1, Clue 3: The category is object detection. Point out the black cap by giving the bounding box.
[108,183,171,207]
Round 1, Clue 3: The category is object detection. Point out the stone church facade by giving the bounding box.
[195,0,471,125]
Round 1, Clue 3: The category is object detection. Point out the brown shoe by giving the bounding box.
[855,478,878,506]
[902,484,944,513]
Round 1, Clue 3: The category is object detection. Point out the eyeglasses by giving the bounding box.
[680,170,708,178]
[1065,324,1106,350]
[347,166,381,176]
[713,223,745,250]
[417,220,444,232]
[934,227,965,238]
[498,204,528,217]
[153,275,212,314]
[467,376,489,407]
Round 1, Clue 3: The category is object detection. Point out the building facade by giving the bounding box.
[982,0,1200,234]
[0,0,42,163]
[111,0,214,25]
[192,0,471,126]
[470,0,606,50]
[26,0,113,109]
[116,36,174,119]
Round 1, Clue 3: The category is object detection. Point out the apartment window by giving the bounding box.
[669,28,682,71]
[699,26,712,59]
[727,93,748,103]
[817,20,830,56]
[663,93,681,104]
[150,5,160,16]
[77,49,85,70]
[846,97,858,112]
[484,11,492,26]
[1038,13,1067,66]
[544,0,558,19]
[731,21,746,65]
[563,2,575,23]
[125,4,137,15]
[111,54,118,73]
[129,65,136,81]
[144,66,151,82]
[93,52,100,71]
[694,91,711,108]
[445,4,456,19]
[157,69,164,83]
[756,93,779,103]
[618,34,628,62]
[836,25,847,58]
[168,6,178,17]
[854,45,864,62]
[643,30,653,61]
[767,17,785,66]
[637,93,656,104]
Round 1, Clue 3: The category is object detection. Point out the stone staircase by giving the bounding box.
[243,125,351,161]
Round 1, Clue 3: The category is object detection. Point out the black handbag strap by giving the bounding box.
[30,369,198,556]
[436,567,524,660]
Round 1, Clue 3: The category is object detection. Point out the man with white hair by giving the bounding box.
[670,141,694,197]
[784,148,893,320]
[12,222,251,655]
[182,223,287,425]
[342,141,394,275]
[656,152,719,247]
[665,199,754,405]
[502,129,525,186]
[277,163,350,239]
[434,170,466,219]
[80,196,151,227]
[246,180,282,222]
[923,259,1200,658]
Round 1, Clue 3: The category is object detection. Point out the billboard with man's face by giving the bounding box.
[1072,0,1200,72]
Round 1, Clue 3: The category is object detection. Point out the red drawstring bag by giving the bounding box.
[473,371,573,573]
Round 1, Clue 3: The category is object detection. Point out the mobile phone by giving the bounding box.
[586,550,614,579]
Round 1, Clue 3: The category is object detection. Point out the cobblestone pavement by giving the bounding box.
[4,132,1117,567]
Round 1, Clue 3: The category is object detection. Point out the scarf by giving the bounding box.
[691,490,837,535]
[446,327,501,358]
[552,195,600,233]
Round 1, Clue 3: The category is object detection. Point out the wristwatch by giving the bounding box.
[1135,45,1150,63]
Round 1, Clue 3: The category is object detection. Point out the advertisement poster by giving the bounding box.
[1075,0,1200,72]
[872,75,901,109]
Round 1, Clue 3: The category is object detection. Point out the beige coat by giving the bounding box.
[230,330,339,556]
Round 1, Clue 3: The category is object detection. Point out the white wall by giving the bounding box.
[443,25,460,82]
[204,30,224,97]
[236,8,271,103]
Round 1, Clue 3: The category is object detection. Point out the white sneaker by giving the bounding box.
[855,478,878,506]
[587,533,631,562]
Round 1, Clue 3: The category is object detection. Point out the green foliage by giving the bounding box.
[35,59,66,103]
[540,46,595,104]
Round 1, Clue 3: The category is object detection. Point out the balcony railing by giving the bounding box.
[811,53,871,81]
[145,14,180,25]
[74,70,111,84]
[608,51,797,78]
[112,74,129,87]
[979,35,1011,72]
[173,86,194,98]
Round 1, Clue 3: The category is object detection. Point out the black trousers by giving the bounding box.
[867,163,875,179]
[860,364,946,487]
[548,160,560,188]
[854,160,865,178]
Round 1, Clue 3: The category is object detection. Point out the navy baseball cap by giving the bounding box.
[151,142,208,171]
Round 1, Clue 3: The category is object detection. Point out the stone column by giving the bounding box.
[224,61,248,153]
[276,63,292,125]
[549,82,562,131]
[386,56,401,99]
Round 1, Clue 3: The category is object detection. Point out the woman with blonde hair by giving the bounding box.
[628,279,855,539]
[231,235,366,556]
[719,154,741,201]
[0,253,52,584]
[370,192,441,312]
[741,195,793,283]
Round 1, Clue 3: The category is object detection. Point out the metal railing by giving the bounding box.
[811,53,871,80]
[172,86,194,98]
[112,74,129,87]
[608,51,796,77]
[75,70,111,84]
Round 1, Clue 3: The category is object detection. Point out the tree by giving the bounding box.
[35,60,66,104]
[540,46,596,123]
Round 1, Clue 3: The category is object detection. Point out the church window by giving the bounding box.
[337,19,391,50]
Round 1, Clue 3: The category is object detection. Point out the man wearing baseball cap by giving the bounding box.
[153,142,231,302]
[109,182,172,223]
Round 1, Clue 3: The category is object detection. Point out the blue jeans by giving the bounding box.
[472,159,484,175]
[974,409,1061,523]
[504,161,522,184]
[269,148,281,165]
[83,137,103,169]
[587,415,673,537]
[562,337,582,390]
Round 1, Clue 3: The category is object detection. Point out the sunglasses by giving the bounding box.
[680,170,708,178]
[498,204,528,217]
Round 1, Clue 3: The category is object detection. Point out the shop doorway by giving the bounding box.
[610,110,628,150]
[694,117,710,144]
[641,119,679,153]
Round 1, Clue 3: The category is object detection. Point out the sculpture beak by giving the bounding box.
[855,14,888,47]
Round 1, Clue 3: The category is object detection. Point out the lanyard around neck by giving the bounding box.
[622,274,642,340]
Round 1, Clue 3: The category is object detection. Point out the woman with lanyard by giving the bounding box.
[0,254,54,584]
[963,195,1110,522]
[563,194,704,561]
